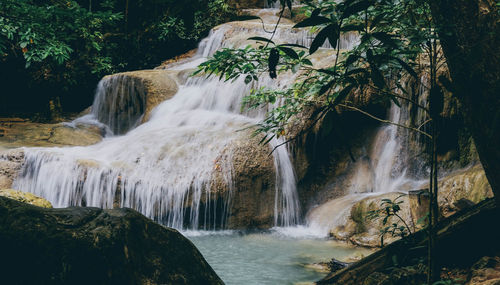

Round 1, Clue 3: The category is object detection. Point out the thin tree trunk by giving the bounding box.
[125,0,129,32]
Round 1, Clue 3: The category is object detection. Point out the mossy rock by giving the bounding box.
[0,197,223,285]
[0,189,52,208]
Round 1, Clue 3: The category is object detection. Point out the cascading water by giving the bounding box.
[306,80,430,236]
[90,74,147,135]
[11,10,361,230]
[363,103,410,194]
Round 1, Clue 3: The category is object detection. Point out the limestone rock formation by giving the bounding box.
[222,134,277,228]
[437,165,493,217]
[0,149,24,189]
[182,132,278,229]
[0,197,223,285]
[467,256,500,285]
[0,121,103,148]
[47,124,103,146]
[93,70,179,134]
[328,193,413,248]
[0,189,52,208]
[311,165,492,248]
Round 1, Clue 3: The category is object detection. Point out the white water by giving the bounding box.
[306,83,429,235]
[90,74,147,135]
[188,230,373,285]
[13,10,356,230]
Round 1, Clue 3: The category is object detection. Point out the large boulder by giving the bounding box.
[0,197,223,285]
[323,193,413,248]
[223,134,277,228]
[93,70,178,134]
[187,132,278,229]
[437,165,493,217]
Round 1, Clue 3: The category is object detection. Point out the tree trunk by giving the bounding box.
[429,0,500,205]
[318,199,500,284]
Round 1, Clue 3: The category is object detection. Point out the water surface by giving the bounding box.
[187,228,374,285]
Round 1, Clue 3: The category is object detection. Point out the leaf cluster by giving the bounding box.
[367,194,413,247]
[0,0,121,72]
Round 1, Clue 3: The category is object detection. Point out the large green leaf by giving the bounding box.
[393,57,418,79]
[370,65,386,89]
[310,24,338,54]
[372,32,398,48]
[333,84,355,105]
[248,36,275,45]
[277,46,299,59]
[342,0,374,19]
[293,16,331,28]
[268,48,280,79]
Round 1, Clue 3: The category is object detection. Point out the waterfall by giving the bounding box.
[306,78,430,236]
[366,103,408,193]
[90,74,147,135]
[12,13,325,230]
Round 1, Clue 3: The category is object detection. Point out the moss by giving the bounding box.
[457,127,479,166]
[0,189,52,208]
[351,203,367,233]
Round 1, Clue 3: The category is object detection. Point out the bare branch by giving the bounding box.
[337,103,433,139]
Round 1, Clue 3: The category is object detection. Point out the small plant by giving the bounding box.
[367,194,413,247]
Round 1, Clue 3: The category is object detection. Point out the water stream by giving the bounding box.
[188,230,373,285]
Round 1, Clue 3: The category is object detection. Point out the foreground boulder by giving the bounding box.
[0,197,223,285]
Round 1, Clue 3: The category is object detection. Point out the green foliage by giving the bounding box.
[157,0,233,41]
[367,194,413,247]
[351,203,368,233]
[0,0,235,115]
[196,0,436,140]
[0,0,121,72]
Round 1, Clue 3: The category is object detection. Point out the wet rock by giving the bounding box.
[0,121,103,148]
[47,124,103,146]
[303,262,331,273]
[0,149,25,189]
[96,70,178,134]
[408,189,430,229]
[0,197,223,285]
[437,165,493,217]
[467,256,500,285]
[0,189,52,208]
[216,133,277,229]
[327,193,413,248]
[327,259,350,273]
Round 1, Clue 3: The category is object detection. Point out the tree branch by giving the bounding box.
[337,103,433,139]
